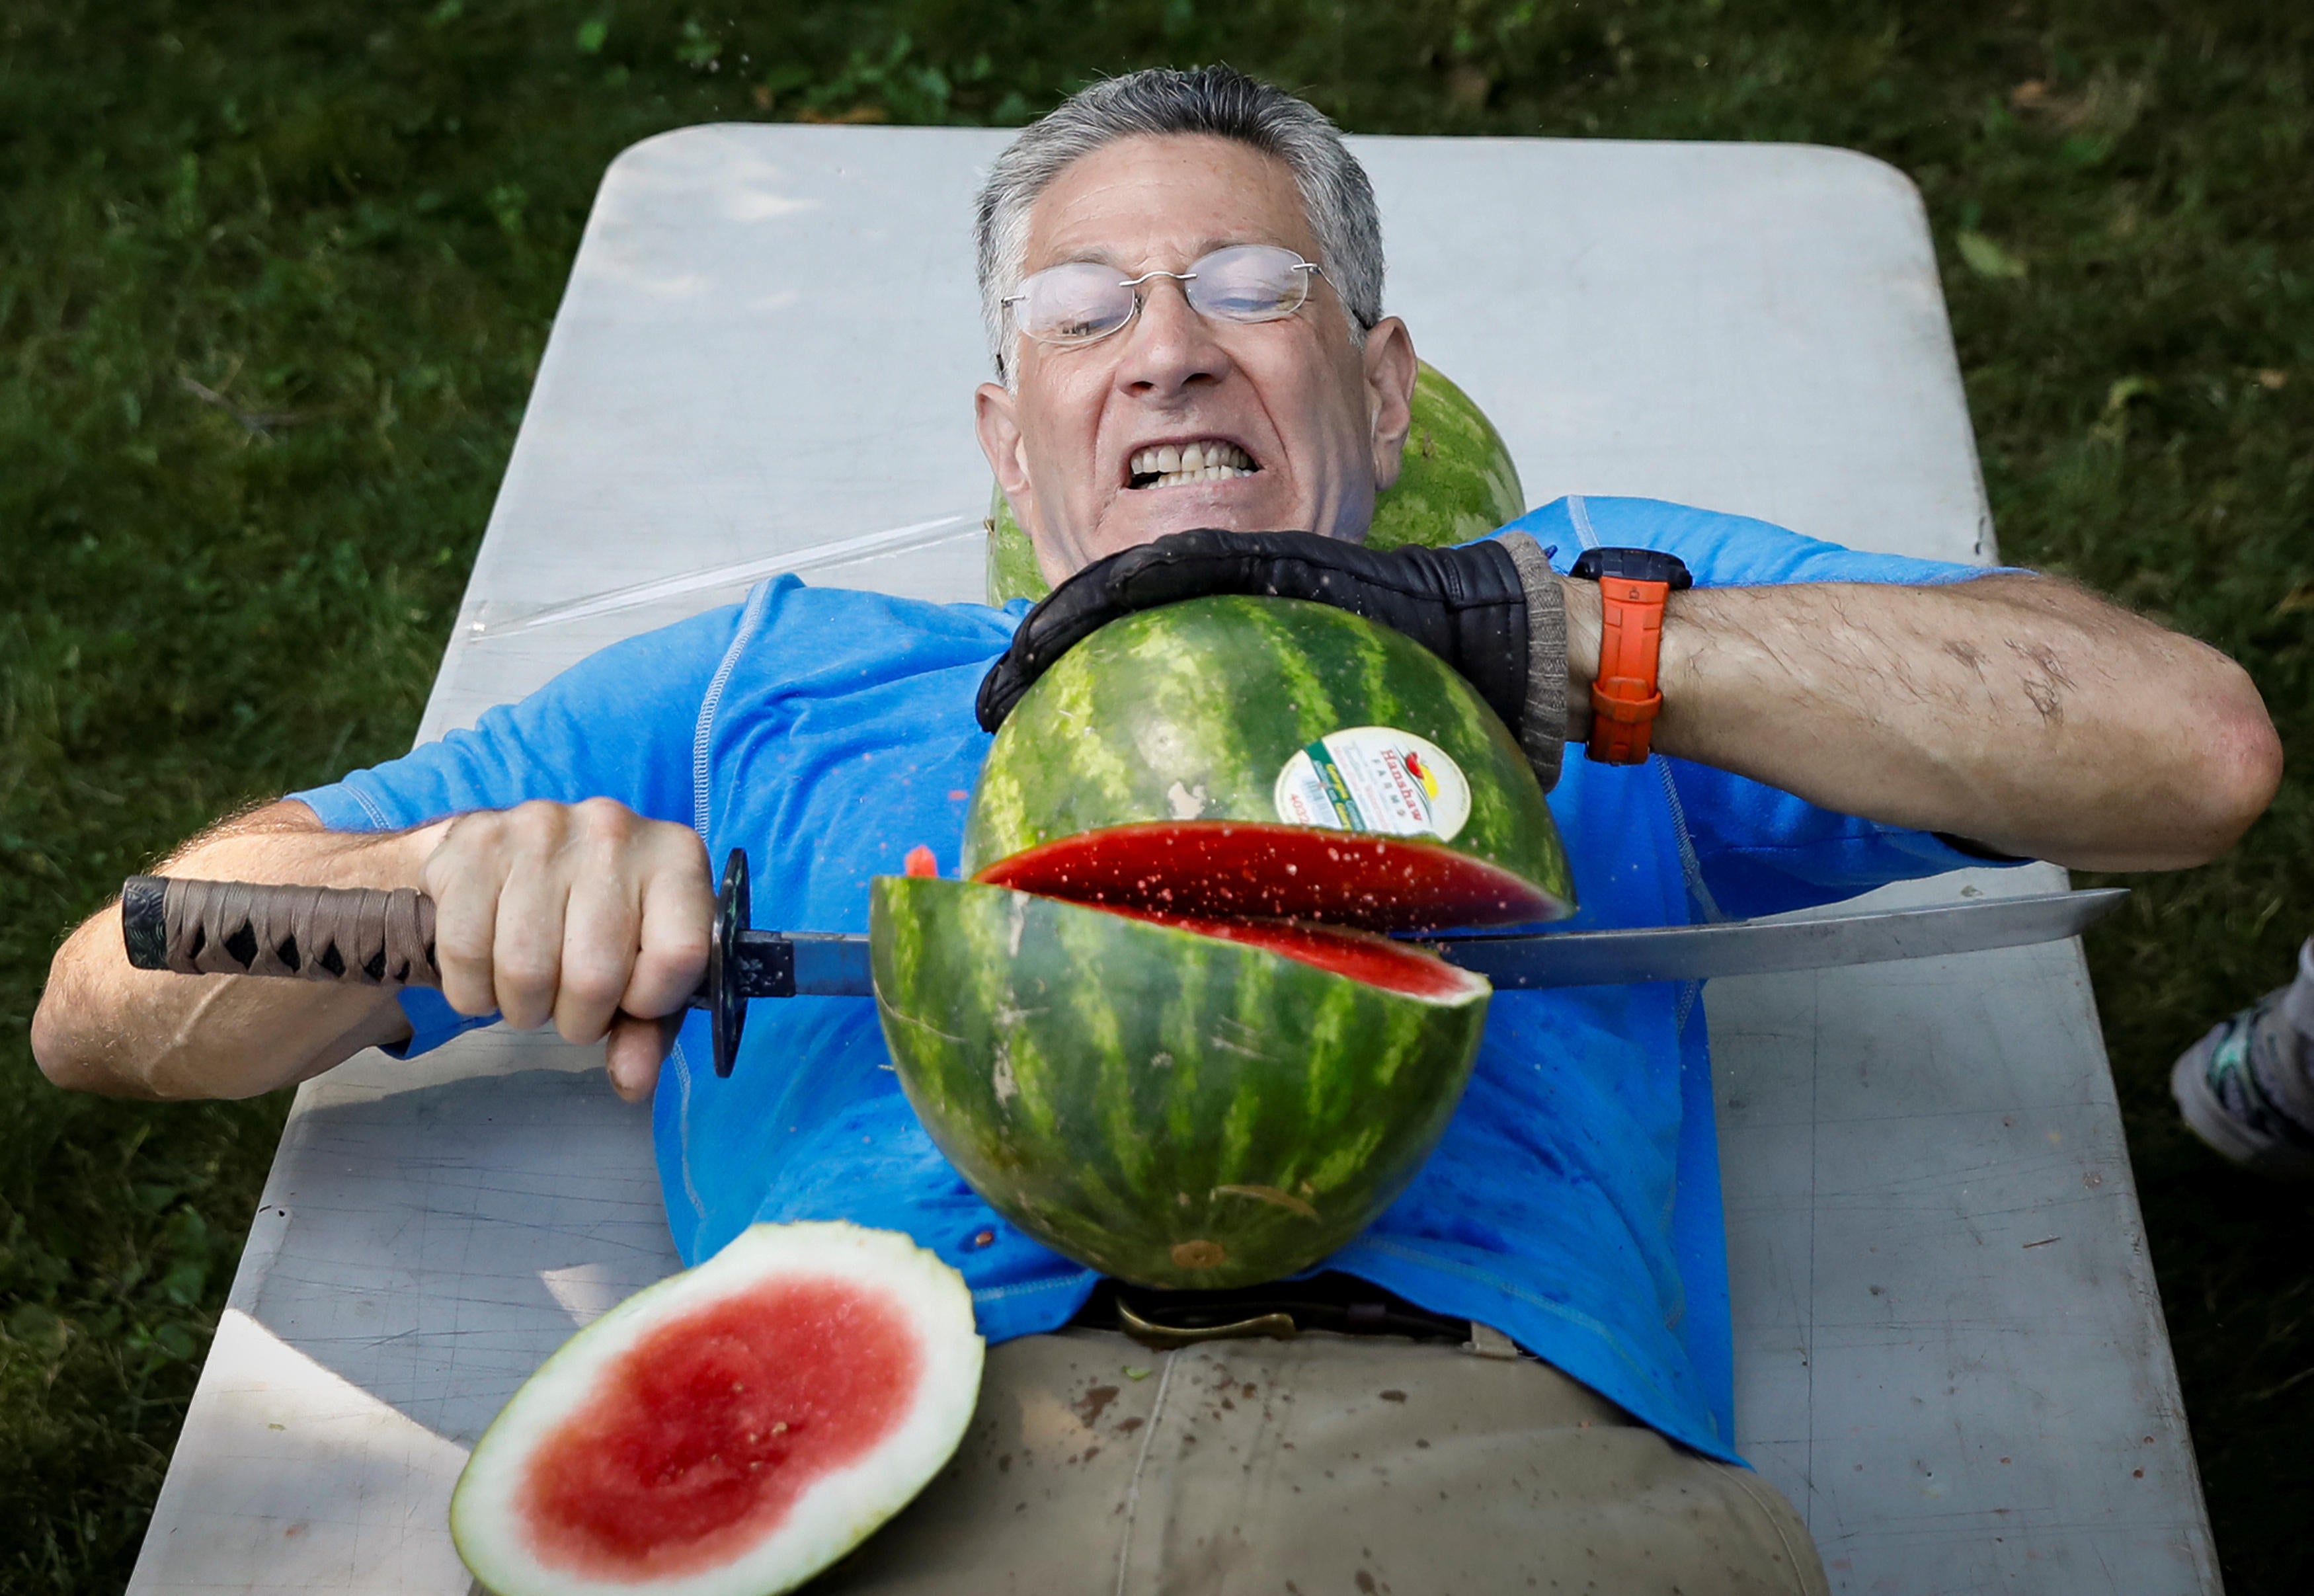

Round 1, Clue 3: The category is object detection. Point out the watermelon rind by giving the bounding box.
[449,1221,982,1596]
[1363,361,1526,553]
[982,487,1049,607]
[963,594,1574,923]
[982,360,1524,604]
[871,876,1492,1290]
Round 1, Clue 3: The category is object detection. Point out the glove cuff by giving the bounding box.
[1499,533,1569,793]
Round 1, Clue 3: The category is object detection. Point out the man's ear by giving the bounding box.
[1361,317,1419,493]
[975,380,1039,533]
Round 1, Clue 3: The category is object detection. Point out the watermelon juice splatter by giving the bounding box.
[516,1277,923,1579]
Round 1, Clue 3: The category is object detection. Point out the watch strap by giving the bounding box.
[1579,549,1686,765]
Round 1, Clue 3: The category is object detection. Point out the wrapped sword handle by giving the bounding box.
[120,850,760,1077]
[120,875,440,988]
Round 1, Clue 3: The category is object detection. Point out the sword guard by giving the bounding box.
[709,850,752,1078]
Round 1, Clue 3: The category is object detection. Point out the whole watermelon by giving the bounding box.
[965,596,1574,930]
[871,877,1490,1289]
[982,360,1526,604]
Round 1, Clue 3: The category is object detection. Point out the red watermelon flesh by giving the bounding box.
[1101,903,1486,1002]
[516,1277,922,1579]
[452,1222,982,1596]
[974,820,1562,933]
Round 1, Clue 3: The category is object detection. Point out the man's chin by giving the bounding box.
[1081,485,1315,560]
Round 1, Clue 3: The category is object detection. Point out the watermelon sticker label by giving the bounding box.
[1273,727,1471,842]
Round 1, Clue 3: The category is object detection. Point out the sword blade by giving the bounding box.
[731,889,2126,999]
[1427,888,2126,990]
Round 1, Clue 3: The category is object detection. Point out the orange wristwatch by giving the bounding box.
[1571,547,1692,765]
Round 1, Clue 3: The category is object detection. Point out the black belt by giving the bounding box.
[1070,1271,1476,1351]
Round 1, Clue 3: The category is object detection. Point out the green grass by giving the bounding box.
[1,0,2306,1588]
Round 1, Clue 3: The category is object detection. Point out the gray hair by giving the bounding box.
[973,66,1384,379]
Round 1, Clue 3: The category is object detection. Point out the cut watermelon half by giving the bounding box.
[974,819,1570,933]
[452,1222,982,1596]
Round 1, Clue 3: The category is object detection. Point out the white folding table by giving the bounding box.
[127,125,2220,1594]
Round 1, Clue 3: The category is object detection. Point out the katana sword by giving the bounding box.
[119,852,2126,1081]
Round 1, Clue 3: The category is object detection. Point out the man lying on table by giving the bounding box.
[35,65,2280,1596]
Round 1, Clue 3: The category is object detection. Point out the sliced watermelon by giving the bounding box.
[870,596,1577,1289]
[962,596,1574,931]
[452,1222,982,1596]
[871,877,1490,1289]
[977,819,1562,932]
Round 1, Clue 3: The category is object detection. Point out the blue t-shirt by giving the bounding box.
[295,496,2012,1466]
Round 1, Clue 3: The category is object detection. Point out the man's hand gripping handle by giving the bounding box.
[120,852,766,1080]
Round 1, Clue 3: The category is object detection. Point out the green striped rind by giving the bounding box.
[982,489,1048,608]
[1364,362,1525,553]
[982,362,1525,604]
[962,595,1574,914]
[871,877,1489,1289]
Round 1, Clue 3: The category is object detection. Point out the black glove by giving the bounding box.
[977,528,1534,738]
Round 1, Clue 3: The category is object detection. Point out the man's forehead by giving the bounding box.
[1021,134,1319,271]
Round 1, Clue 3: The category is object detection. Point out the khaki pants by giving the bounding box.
[817,1328,1828,1595]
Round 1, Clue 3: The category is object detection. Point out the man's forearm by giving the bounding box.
[1557,572,2281,871]
[32,802,425,1099]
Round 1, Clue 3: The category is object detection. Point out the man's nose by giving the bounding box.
[1117,276,1230,395]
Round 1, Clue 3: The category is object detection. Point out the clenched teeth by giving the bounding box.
[1129,440,1257,489]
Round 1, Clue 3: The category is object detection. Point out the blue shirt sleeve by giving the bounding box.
[1502,496,2032,919]
[287,599,748,1054]
[292,601,745,832]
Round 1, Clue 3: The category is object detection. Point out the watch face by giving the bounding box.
[1571,546,1693,590]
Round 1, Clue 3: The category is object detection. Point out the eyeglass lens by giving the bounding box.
[1010,245,1318,345]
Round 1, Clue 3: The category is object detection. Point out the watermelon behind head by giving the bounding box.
[1364,362,1526,552]
[982,481,1049,608]
[450,1222,982,1596]
[982,360,1525,604]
